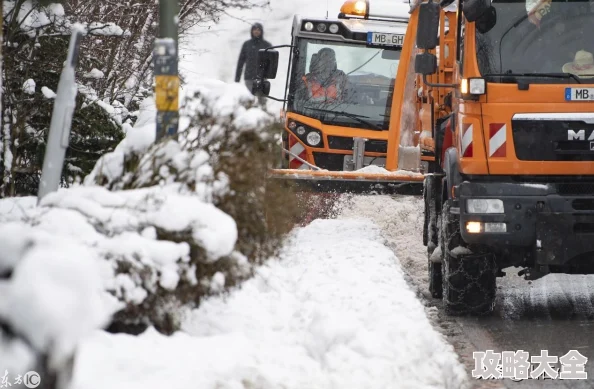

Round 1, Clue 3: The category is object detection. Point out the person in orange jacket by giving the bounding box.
[299,48,349,105]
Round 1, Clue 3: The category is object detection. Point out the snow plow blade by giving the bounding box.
[268,168,425,195]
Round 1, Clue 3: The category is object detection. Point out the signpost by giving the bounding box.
[154,0,180,141]
[37,28,83,202]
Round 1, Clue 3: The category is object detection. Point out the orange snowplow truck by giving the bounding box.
[410,0,594,315]
[252,0,429,194]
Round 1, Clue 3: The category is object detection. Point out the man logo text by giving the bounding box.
[568,129,594,141]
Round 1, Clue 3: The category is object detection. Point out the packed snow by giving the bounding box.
[71,218,468,389]
[22,79,36,95]
[41,86,56,99]
[355,164,425,177]
[83,68,105,79]
[87,22,131,37]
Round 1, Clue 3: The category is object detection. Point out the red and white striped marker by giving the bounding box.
[489,123,507,158]
[460,123,473,158]
[288,134,309,170]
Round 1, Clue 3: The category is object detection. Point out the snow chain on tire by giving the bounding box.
[441,200,497,316]
[425,175,442,299]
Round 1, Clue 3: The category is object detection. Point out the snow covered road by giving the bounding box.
[71,216,469,389]
[338,194,594,389]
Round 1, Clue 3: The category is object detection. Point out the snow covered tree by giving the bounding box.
[1,0,261,197]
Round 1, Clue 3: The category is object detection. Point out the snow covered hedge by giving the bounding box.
[0,81,303,335]
[0,223,115,389]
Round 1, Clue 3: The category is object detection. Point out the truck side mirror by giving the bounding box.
[415,52,437,75]
[257,49,279,79]
[463,0,491,22]
[417,1,440,50]
[251,78,271,96]
[475,6,497,34]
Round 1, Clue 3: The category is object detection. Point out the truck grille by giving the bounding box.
[511,119,594,161]
[327,136,388,153]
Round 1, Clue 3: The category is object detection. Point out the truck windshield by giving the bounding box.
[289,38,401,130]
[476,0,594,84]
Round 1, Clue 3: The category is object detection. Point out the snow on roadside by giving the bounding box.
[71,218,469,389]
[335,194,430,295]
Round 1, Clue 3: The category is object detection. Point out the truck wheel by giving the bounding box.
[440,200,497,315]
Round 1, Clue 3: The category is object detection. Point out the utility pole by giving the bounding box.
[154,0,179,141]
[0,0,3,131]
[37,28,83,202]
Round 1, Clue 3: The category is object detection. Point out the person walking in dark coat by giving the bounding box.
[235,23,272,95]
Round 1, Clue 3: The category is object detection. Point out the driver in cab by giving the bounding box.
[300,48,349,104]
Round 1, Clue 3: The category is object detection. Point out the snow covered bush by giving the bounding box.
[0,223,114,389]
[0,80,300,334]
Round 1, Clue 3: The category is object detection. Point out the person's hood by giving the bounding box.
[250,23,264,40]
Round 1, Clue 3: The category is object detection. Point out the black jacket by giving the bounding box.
[235,23,272,82]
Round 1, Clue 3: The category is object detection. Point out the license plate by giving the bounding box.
[367,32,404,47]
[565,87,594,101]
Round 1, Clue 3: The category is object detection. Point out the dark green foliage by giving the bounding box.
[1,33,124,195]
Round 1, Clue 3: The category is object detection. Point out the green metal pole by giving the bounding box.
[155,0,180,141]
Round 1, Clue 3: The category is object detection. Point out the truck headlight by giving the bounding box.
[467,199,504,214]
[306,131,321,146]
[469,78,485,94]
[461,78,485,95]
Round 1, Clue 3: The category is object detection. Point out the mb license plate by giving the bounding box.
[565,88,594,101]
[367,32,404,47]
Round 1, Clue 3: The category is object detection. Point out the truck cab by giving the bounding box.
[256,0,429,174]
[413,0,594,314]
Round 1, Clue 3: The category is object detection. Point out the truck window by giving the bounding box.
[289,38,401,131]
[475,0,594,83]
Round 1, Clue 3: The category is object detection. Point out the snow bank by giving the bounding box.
[0,223,114,379]
[0,184,240,325]
[71,218,468,389]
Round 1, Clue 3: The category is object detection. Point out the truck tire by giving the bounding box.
[440,200,497,315]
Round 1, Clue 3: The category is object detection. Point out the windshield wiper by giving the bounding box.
[304,107,383,130]
[483,72,583,84]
